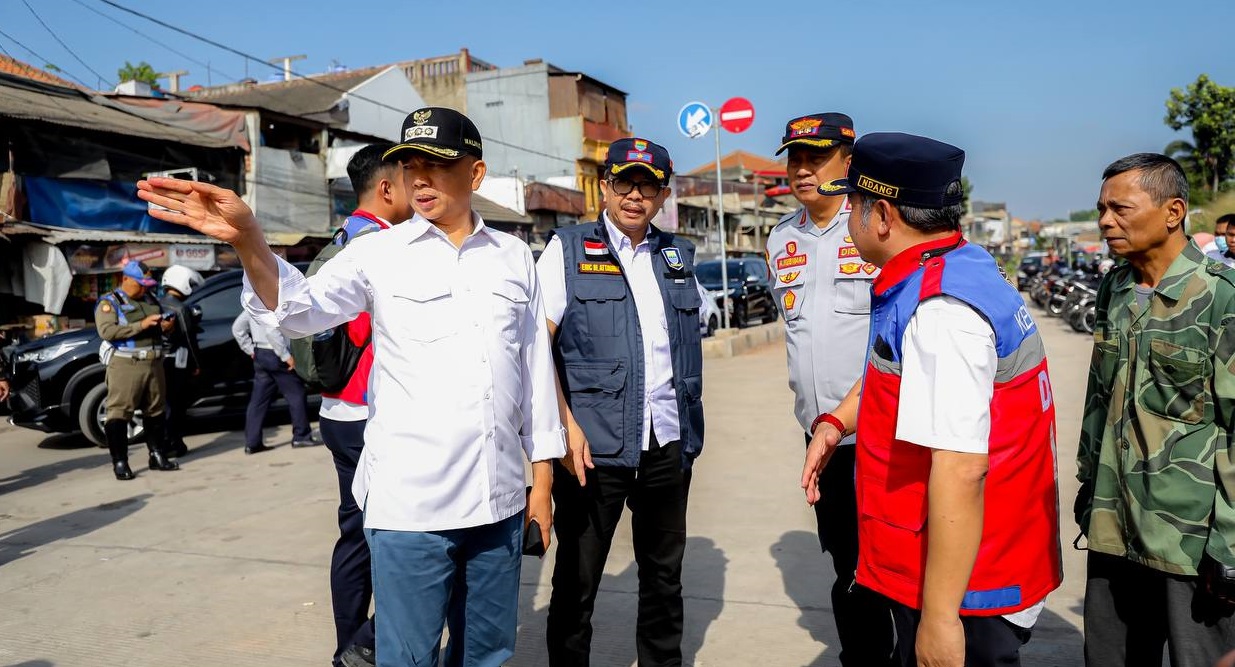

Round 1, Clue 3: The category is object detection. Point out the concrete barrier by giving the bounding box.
[702,322,785,359]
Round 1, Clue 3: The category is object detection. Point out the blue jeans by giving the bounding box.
[367,513,523,667]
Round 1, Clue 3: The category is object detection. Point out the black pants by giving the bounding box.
[887,593,1032,666]
[547,438,690,667]
[244,348,311,448]
[1084,551,1235,667]
[808,436,896,667]
[163,365,194,447]
[319,417,376,665]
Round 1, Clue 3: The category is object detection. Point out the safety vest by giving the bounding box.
[553,221,705,468]
[100,289,139,350]
[856,233,1062,615]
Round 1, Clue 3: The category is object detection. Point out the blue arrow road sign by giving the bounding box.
[678,102,712,139]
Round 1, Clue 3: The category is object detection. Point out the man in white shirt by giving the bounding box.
[230,310,316,454]
[138,107,565,667]
[538,138,705,666]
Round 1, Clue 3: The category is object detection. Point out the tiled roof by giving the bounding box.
[687,150,784,176]
[0,54,77,88]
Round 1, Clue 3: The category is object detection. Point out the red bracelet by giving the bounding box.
[811,412,846,436]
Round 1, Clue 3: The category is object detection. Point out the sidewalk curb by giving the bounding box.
[702,323,784,359]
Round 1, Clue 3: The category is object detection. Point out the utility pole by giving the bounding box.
[268,55,306,81]
[713,105,730,329]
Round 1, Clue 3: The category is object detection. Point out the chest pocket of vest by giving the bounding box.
[668,284,702,339]
[565,360,628,457]
[391,282,455,343]
[491,281,530,344]
[573,279,628,337]
[1138,337,1210,425]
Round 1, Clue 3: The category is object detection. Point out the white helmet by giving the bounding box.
[161,265,204,296]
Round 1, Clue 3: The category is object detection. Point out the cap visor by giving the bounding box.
[382,142,464,162]
[137,277,157,287]
[775,137,842,156]
[817,178,854,197]
[609,162,666,181]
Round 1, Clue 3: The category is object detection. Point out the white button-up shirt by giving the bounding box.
[242,213,566,532]
[537,214,680,451]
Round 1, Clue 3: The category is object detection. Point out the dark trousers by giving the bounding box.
[320,417,376,665]
[245,348,311,447]
[1084,551,1235,667]
[547,438,690,667]
[887,593,1032,666]
[163,366,194,447]
[808,437,896,667]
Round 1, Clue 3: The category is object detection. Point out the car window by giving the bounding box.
[744,261,768,284]
[190,284,244,322]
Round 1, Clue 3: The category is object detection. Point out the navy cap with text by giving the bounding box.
[775,112,855,155]
[817,132,965,209]
[383,107,483,162]
[605,137,674,183]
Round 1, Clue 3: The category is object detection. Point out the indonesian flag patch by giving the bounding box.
[583,239,609,257]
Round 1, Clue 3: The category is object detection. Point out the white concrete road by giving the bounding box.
[0,309,1093,667]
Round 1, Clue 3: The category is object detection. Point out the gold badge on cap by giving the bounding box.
[412,109,432,125]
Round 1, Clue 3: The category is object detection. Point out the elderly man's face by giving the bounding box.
[1096,170,1182,259]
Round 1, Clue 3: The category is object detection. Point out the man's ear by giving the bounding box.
[875,199,895,236]
[1165,197,1187,231]
[470,159,487,191]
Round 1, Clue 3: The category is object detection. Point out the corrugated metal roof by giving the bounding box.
[187,67,385,119]
[473,194,532,225]
[0,221,320,246]
[0,74,241,149]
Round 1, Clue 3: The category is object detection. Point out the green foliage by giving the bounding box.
[1165,74,1235,194]
[1069,209,1099,222]
[116,60,159,86]
[961,176,973,210]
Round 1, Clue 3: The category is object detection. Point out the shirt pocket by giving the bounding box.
[1092,330,1120,385]
[390,281,455,343]
[834,277,873,315]
[491,280,530,344]
[1138,337,1210,425]
[773,269,806,320]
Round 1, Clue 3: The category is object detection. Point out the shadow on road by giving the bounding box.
[0,493,151,567]
[5,661,55,667]
[772,529,839,667]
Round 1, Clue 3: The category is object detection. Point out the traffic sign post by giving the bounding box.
[677,102,712,139]
[719,97,755,133]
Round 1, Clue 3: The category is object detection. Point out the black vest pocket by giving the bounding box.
[573,279,628,337]
[564,359,628,457]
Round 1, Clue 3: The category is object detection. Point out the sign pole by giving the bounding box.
[713,103,729,330]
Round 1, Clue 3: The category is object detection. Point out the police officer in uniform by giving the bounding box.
[159,264,204,458]
[766,113,892,666]
[95,260,181,480]
[538,137,704,666]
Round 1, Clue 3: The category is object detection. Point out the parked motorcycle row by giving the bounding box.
[1024,263,1103,334]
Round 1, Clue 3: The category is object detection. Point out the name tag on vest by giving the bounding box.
[578,262,621,275]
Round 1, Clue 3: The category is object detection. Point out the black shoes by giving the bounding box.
[340,644,376,667]
[245,443,271,455]
[148,451,180,471]
[113,460,135,481]
[166,441,189,458]
[291,435,322,448]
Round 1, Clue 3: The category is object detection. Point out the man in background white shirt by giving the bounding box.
[230,310,316,454]
[138,107,565,667]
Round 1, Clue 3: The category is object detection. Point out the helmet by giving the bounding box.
[161,265,204,296]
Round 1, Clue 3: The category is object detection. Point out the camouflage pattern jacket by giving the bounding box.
[1077,241,1235,575]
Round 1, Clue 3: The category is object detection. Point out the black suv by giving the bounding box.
[695,258,778,328]
[4,267,312,446]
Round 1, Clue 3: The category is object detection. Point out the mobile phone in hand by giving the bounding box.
[523,519,546,557]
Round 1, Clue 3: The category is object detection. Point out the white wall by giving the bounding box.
[345,67,427,141]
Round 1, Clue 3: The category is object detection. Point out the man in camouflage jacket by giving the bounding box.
[1077,153,1235,666]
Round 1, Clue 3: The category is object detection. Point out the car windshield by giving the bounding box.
[695,261,745,288]
[1021,256,1043,268]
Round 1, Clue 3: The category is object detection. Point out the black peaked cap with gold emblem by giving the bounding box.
[383,107,483,162]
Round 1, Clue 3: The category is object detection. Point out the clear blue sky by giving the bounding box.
[4,0,1234,220]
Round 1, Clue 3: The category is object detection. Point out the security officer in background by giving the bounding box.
[95,260,180,480]
[765,113,893,665]
[159,265,204,458]
[538,137,704,666]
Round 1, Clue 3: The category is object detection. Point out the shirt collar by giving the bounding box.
[404,211,494,245]
[872,231,966,295]
[798,199,850,238]
[351,208,392,229]
[602,212,652,251]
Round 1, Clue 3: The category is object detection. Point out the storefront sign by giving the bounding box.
[169,244,216,270]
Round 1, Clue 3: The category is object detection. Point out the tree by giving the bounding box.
[1165,74,1235,194]
[1069,209,1099,222]
[1164,139,1215,205]
[117,60,159,87]
[960,176,973,210]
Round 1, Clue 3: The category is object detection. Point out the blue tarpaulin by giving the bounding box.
[23,176,204,236]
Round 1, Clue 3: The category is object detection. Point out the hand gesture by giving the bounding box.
[560,420,594,486]
[801,422,842,505]
[136,177,260,246]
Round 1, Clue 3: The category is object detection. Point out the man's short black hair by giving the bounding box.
[347,143,398,197]
[1216,213,1235,228]
[1102,153,1189,206]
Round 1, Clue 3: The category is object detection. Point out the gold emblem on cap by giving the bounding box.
[856,174,899,198]
[412,109,432,126]
[818,180,845,193]
[789,117,822,136]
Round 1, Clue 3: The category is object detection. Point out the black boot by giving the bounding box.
[144,416,179,471]
[105,419,135,480]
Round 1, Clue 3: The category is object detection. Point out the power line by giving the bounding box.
[67,0,237,85]
[0,27,93,89]
[22,0,113,89]
[91,0,584,167]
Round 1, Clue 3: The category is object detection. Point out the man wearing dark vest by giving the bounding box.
[538,137,704,666]
[801,133,1062,666]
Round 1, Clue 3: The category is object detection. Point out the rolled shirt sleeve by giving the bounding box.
[520,248,567,462]
[241,249,372,339]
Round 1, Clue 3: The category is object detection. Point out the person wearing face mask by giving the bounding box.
[537,137,704,666]
[1204,213,1235,263]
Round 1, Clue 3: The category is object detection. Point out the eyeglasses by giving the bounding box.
[607,177,663,198]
